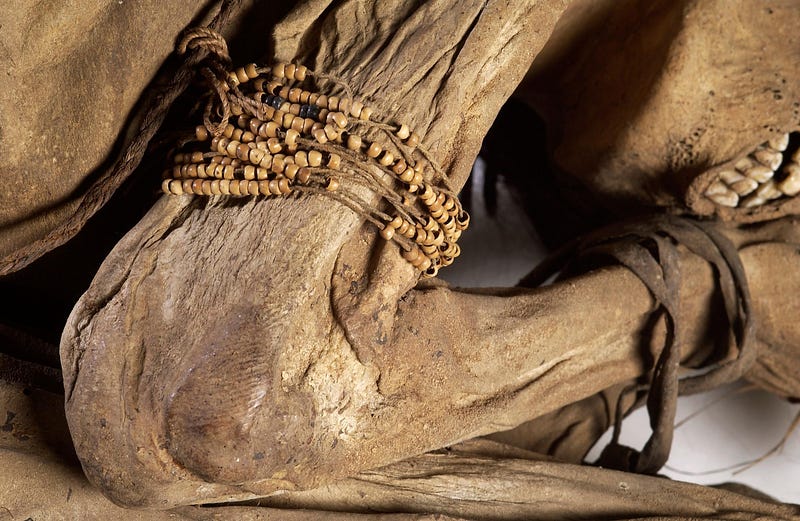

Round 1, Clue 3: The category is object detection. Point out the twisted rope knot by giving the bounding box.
[177,27,231,65]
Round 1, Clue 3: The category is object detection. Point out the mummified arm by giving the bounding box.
[60,0,573,508]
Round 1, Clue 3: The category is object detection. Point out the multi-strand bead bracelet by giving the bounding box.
[162,60,469,277]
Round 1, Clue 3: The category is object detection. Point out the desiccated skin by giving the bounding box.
[57,0,800,514]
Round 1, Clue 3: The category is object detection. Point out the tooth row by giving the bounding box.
[704,132,799,208]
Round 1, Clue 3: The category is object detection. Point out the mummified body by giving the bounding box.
[0,0,798,519]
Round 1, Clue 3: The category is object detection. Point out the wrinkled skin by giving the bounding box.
[51,0,800,515]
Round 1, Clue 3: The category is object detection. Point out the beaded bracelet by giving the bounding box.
[162,60,469,277]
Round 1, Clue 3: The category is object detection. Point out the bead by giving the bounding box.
[182,179,194,193]
[248,147,265,164]
[285,129,300,147]
[392,159,407,175]
[256,166,270,180]
[285,63,296,81]
[227,71,240,88]
[289,103,302,116]
[259,180,271,196]
[398,220,411,237]
[456,212,470,229]
[302,117,316,133]
[360,106,373,121]
[367,142,382,158]
[210,180,221,195]
[350,101,363,118]
[315,94,328,108]
[291,116,305,133]
[168,179,184,195]
[396,124,410,140]
[272,154,286,173]
[285,164,299,180]
[282,113,295,128]
[406,132,420,147]
[329,111,348,129]
[273,62,286,78]
[326,178,339,191]
[323,124,339,140]
[318,108,330,123]
[230,179,242,196]
[297,167,311,183]
[267,138,282,154]
[243,165,256,180]
[195,125,209,141]
[346,134,362,151]
[424,264,439,278]
[248,180,260,196]
[327,153,341,170]
[417,257,432,271]
[338,98,351,114]
[236,143,249,161]
[219,179,231,195]
[411,171,424,186]
[295,151,309,167]
[278,178,291,194]
[161,179,171,194]
[308,93,320,104]
[379,150,394,166]
[402,247,421,263]
[312,128,328,144]
[245,63,258,79]
[380,226,395,240]
[389,216,404,229]
[399,167,415,183]
[326,96,338,111]
[299,90,311,104]
[308,150,323,167]
[235,67,249,85]
[259,121,280,138]
[294,64,308,81]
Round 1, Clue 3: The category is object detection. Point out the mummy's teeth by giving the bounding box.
[705,132,798,209]
[730,178,758,196]
[745,164,774,182]
[768,133,790,152]
[753,148,783,171]
[778,162,800,196]
[707,190,739,207]
[718,169,745,184]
